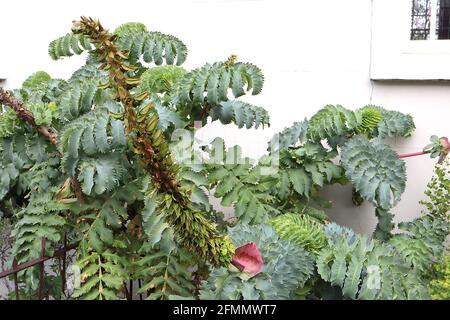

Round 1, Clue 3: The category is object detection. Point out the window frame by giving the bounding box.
[371,0,450,80]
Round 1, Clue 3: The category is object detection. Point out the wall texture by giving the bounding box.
[1,0,449,235]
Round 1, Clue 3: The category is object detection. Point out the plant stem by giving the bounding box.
[399,150,431,159]
[0,87,86,203]
[0,87,57,144]
[72,17,235,267]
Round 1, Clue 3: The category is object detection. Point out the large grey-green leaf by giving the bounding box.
[340,136,406,210]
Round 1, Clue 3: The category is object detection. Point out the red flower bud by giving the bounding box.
[231,242,263,277]
[439,137,450,163]
[440,137,450,153]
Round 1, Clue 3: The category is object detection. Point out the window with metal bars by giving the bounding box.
[411,0,450,40]
[411,0,431,40]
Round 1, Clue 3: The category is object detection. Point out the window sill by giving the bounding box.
[402,39,450,54]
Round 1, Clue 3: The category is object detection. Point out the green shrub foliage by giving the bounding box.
[0,17,446,300]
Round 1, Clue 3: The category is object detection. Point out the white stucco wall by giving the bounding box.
[1,0,449,235]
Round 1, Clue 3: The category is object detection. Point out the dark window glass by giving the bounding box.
[437,0,450,39]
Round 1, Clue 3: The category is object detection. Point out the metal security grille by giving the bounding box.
[411,0,450,40]
[411,0,432,40]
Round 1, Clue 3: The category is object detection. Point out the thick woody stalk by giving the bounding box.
[0,87,86,203]
[72,17,234,266]
[72,17,183,201]
[0,88,57,144]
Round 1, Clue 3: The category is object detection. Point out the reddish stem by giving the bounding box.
[399,150,431,159]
